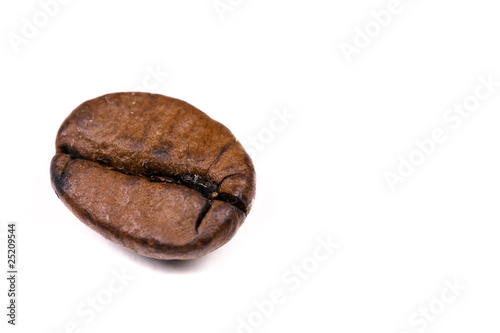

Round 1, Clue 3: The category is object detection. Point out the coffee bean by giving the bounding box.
[50,92,256,260]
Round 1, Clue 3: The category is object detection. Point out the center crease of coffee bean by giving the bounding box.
[58,145,246,233]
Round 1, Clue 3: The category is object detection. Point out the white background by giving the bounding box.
[1,0,500,332]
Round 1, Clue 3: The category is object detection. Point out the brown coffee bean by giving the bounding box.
[50,92,256,260]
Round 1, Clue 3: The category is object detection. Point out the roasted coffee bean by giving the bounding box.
[50,92,256,260]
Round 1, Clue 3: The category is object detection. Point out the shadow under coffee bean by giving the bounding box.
[50,92,256,260]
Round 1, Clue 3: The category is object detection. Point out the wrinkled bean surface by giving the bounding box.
[50,92,256,260]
